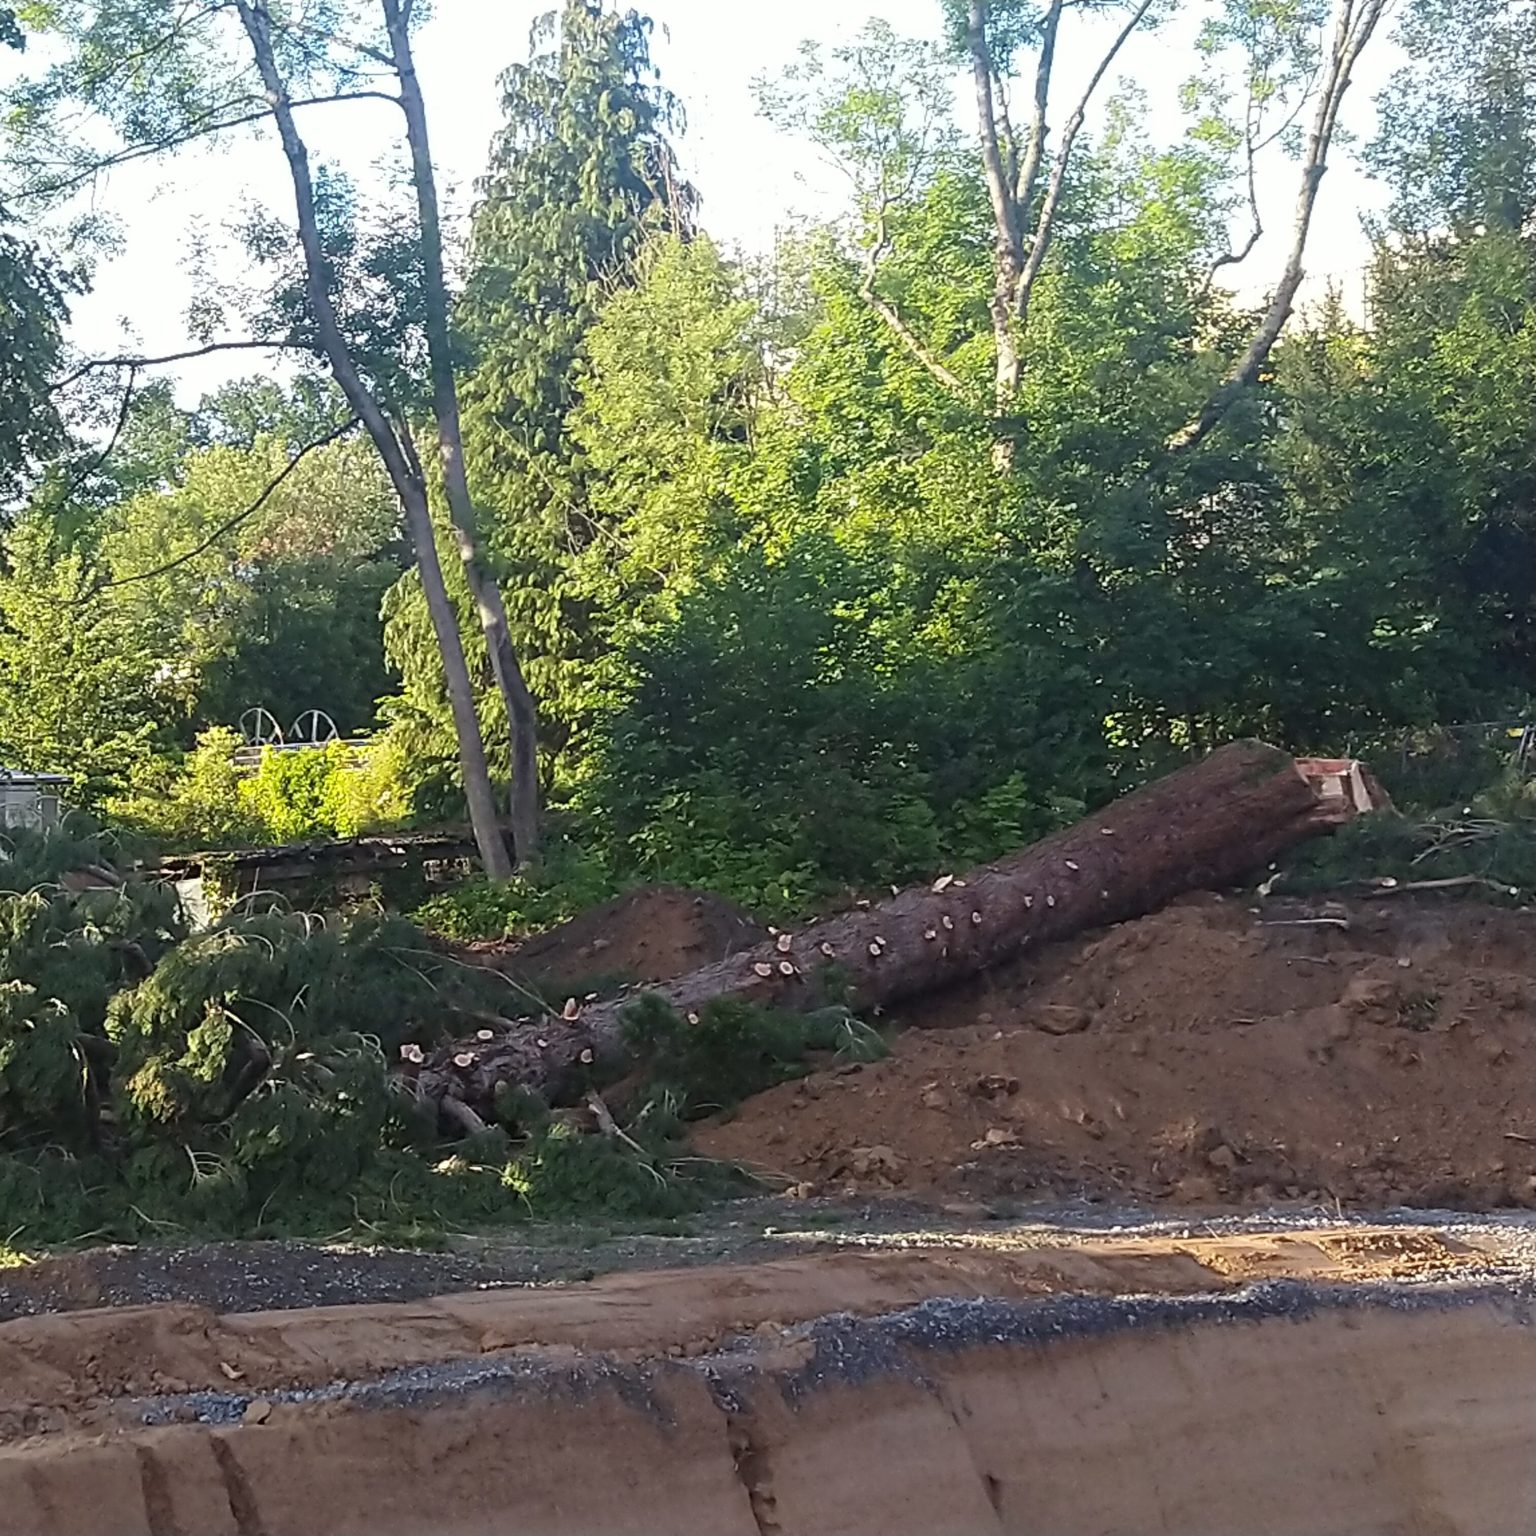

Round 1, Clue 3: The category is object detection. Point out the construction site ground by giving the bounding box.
[8,885,1536,1534]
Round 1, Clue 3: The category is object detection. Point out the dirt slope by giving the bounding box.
[698,894,1536,1208]
[470,885,763,991]
[0,1225,1485,1438]
[0,1257,1529,1536]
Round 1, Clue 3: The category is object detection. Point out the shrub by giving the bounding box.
[0,829,899,1245]
[411,840,619,941]
[622,992,885,1117]
[109,729,414,850]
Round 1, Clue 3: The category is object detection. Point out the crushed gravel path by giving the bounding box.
[3,1195,1536,1319]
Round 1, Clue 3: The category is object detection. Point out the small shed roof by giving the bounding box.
[0,765,68,785]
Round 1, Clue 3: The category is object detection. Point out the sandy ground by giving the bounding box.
[0,1211,1532,1535]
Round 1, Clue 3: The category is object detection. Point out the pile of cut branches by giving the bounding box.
[0,826,809,1243]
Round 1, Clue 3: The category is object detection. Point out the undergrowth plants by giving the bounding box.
[0,827,883,1247]
[1280,761,1536,901]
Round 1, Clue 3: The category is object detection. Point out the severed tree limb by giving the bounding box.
[437,1096,489,1137]
[584,1090,661,1170]
[1369,875,1523,898]
[415,741,1381,1117]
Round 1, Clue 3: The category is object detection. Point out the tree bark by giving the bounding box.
[1013,0,1156,345]
[416,741,1379,1115]
[1168,0,1387,454]
[382,0,541,867]
[968,0,1028,465]
[234,0,513,880]
[967,0,1152,470]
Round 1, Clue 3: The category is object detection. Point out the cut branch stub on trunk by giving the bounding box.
[414,740,1380,1117]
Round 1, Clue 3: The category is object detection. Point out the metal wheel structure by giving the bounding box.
[291,710,340,746]
[238,708,284,747]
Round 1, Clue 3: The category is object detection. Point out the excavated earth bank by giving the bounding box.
[13,891,1536,1534]
[699,895,1536,1208]
[0,1226,1532,1536]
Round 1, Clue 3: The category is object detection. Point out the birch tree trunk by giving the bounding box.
[235,0,513,879]
[382,0,541,866]
[966,0,1152,469]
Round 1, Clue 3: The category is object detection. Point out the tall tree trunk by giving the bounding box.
[416,742,1381,1114]
[382,0,541,867]
[1168,0,1388,454]
[235,0,513,879]
[967,0,1151,471]
[969,0,1025,470]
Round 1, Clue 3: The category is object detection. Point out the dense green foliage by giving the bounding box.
[378,0,693,791]
[109,729,413,850]
[1,0,1535,924]
[0,828,803,1242]
[0,382,404,803]
[0,221,66,496]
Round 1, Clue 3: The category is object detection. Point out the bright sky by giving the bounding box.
[53,0,1402,404]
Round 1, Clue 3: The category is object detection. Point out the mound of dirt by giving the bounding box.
[478,885,764,992]
[696,894,1536,1209]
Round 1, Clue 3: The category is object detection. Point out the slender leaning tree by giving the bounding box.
[3,0,541,874]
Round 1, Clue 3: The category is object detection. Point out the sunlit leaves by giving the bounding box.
[756,21,958,241]
[1369,0,1536,237]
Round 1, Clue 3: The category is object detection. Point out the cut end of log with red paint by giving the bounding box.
[1295,757,1393,819]
[412,741,1384,1116]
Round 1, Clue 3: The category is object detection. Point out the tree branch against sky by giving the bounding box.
[755,20,973,401]
[5,3,1395,409]
[1169,0,1391,453]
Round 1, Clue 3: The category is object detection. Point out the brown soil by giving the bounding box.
[12,886,1536,1533]
[0,1228,1524,1535]
[473,884,763,991]
[0,1224,1491,1438]
[697,894,1536,1209]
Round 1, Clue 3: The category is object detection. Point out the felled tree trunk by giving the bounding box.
[416,741,1379,1116]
